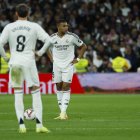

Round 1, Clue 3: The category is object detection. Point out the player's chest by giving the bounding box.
[52,37,73,51]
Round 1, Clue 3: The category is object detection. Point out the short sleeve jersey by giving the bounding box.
[51,32,83,68]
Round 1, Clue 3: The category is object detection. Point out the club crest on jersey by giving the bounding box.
[78,39,82,43]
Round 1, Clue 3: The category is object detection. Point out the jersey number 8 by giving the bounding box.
[16,35,26,52]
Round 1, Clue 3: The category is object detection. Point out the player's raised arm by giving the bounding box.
[0,25,9,61]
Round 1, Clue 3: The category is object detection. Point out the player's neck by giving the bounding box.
[18,17,27,21]
[57,32,65,37]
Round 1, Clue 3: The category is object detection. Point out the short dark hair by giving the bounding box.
[56,19,67,25]
[16,3,29,18]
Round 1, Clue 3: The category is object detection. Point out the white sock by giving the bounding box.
[31,89,43,128]
[14,89,25,127]
[61,90,70,113]
[56,90,63,112]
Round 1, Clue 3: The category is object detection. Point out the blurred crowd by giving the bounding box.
[1,0,140,73]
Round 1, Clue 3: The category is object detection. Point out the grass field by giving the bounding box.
[0,94,140,140]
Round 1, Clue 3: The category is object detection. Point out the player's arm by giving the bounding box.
[35,24,52,56]
[36,44,52,57]
[0,25,9,62]
[71,35,87,64]
[47,48,53,63]
[71,43,87,64]
[77,43,87,59]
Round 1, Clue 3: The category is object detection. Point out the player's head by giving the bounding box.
[56,19,69,34]
[16,3,29,18]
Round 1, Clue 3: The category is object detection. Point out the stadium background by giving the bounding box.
[1,1,140,140]
[1,0,140,93]
[1,0,140,73]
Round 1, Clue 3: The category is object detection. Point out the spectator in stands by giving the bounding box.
[98,57,113,73]
[110,43,122,59]
[1,0,140,73]
[124,45,138,72]
[74,57,88,73]
[112,56,131,72]
[37,56,52,73]
[0,45,10,73]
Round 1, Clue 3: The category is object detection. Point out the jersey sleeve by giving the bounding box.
[36,24,51,43]
[72,34,83,47]
[35,24,53,56]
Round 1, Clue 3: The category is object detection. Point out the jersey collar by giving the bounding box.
[56,32,67,38]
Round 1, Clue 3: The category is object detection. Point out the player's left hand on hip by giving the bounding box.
[34,51,40,56]
[34,51,41,61]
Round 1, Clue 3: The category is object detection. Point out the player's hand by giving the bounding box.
[34,51,40,57]
[71,59,78,65]
[34,51,41,61]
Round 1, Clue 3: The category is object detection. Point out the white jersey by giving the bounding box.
[0,20,51,66]
[51,32,83,68]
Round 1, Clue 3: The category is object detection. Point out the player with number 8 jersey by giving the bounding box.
[0,19,51,66]
[0,3,51,133]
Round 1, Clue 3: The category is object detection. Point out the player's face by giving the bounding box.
[58,22,69,33]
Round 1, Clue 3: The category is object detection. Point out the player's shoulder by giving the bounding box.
[21,21,42,29]
[2,22,16,32]
[50,33,57,37]
[4,22,14,29]
[66,32,79,39]
[8,20,38,27]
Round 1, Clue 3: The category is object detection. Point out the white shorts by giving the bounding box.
[52,63,74,83]
[9,62,39,88]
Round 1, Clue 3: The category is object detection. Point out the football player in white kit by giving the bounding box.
[37,19,87,120]
[0,4,51,133]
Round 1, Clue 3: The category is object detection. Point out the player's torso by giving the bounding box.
[8,21,37,53]
[51,33,75,67]
[51,33,75,57]
[8,21,37,65]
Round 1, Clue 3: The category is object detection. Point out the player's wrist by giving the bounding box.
[36,51,42,57]
[76,57,80,62]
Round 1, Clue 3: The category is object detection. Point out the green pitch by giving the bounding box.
[0,94,140,140]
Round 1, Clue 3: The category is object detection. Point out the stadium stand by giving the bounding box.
[0,0,140,73]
